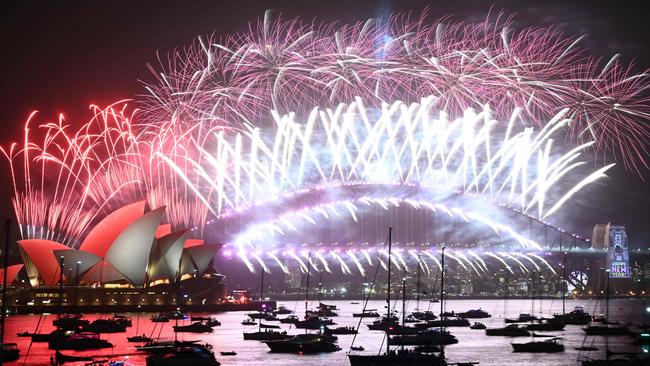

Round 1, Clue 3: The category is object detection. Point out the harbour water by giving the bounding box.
[4,298,647,365]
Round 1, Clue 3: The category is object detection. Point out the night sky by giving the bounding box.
[1,0,648,248]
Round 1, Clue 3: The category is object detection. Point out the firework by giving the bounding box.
[143,10,650,172]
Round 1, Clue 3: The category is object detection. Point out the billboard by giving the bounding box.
[607,225,630,279]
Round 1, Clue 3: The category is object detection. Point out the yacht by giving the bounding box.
[53,314,89,330]
[172,322,214,333]
[127,334,153,343]
[349,348,446,366]
[353,310,381,318]
[389,329,458,346]
[457,309,491,319]
[48,332,113,350]
[243,329,291,341]
[505,313,538,323]
[264,333,340,353]
[525,320,565,331]
[83,317,130,333]
[279,315,299,324]
[512,337,564,353]
[324,326,357,335]
[552,305,591,325]
[145,343,220,366]
[273,305,293,315]
[470,322,486,330]
[485,324,531,337]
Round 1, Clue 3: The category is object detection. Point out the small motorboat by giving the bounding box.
[350,302,360,305]
[353,310,380,318]
[127,334,153,343]
[457,309,491,319]
[17,331,32,337]
[241,318,257,326]
[350,346,364,351]
[220,351,237,356]
[279,315,299,324]
[259,323,280,329]
[150,314,169,323]
[470,322,486,330]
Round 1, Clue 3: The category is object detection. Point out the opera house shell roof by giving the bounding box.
[16,201,221,287]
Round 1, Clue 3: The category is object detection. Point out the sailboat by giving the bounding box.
[348,228,448,366]
[523,271,565,332]
[128,305,153,342]
[243,269,290,341]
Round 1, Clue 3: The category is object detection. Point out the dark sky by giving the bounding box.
[0,0,649,247]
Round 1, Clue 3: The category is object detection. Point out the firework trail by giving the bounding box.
[143,10,650,172]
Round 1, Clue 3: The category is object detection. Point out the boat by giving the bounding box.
[220,351,237,356]
[82,318,129,333]
[145,343,220,366]
[279,315,299,324]
[0,343,20,362]
[324,326,357,335]
[48,332,114,350]
[457,309,491,319]
[172,322,213,333]
[243,329,291,341]
[272,305,293,315]
[246,312,271,319]
[259,323,280,329]
[350,346,364,351]
[350,302,360,305]
[205,318,221,327]
[349,348,446,366]
[16,331,32,337]
[136,341,175,353]
[353,310,380,318]
[512,337,564,353]
[128,305,150,342]
[55,350,94,364]
[583,325,630,336]
[241,318,257,326]
[389,329,458,346]
[151,314,170,323]
[410,310,437,321]
[53,313,90,330]
[505,313,538,323]
[295,315,328,329]
[470,322,486,330]
[486,324,531,337]
[423,317,470,327]
[264,333,340,353]
[552,305,592,325]
[127,334,153,343]
[525,320,565,331]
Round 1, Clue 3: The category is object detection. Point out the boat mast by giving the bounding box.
[531,270,535,320]
[259,268,265,333]
[318,270,323,305]
[386,227,392,355]
[401,275,406,352]
[1,219,10,350]
[605,268,610,361]
[440,246,445,356]
[562,252,567,315]
[305,252,310,334]
[415,254,421,311]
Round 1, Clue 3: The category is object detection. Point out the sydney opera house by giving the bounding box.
[3,201,232,313]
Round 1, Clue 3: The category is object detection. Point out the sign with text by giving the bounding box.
[608,225,630,278]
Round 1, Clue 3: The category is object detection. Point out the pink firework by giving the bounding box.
[142,10,650,173]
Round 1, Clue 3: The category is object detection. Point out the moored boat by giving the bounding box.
[512,337,565,353]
